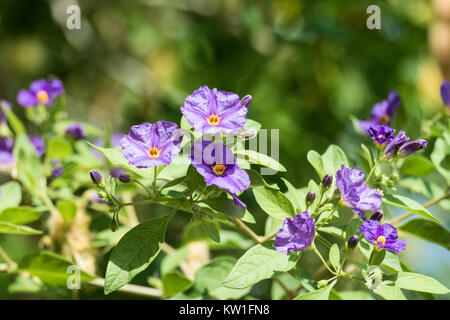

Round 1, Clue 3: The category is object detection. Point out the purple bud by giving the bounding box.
[370,210,383,221]
[348,235,359,249]
[118,173,131,183]
[383,130,409,159]
[398,140,427,158]
[306,191,316,203]
[90,169,102,185]
[440,80,450,106]
[240,95,252,108]
[29,135,45,157]
[0,99,11,124]
[65,123,87,140]
[322,174,333,188]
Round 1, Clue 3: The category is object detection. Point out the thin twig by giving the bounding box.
[88,278,162,298]
[231,218,263,243]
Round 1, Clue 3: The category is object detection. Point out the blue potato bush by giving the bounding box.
[0,79,449,300]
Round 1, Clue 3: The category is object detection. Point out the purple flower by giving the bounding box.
[0,137,14,166]
[29,135,45,157]
[121,121,183,168]
[17,78,64,108]
[359,220,406,253]
[336,165,382,220]
[0,100,11,124]
[66,123,87,140]
[274,211,315,254]
[190,140,250,207]
[368,125,395,145]
[359,91,401,133]
[383,130,409,159]
[398,140,427,158]
[440,80,450,107]
[181,86,248,134]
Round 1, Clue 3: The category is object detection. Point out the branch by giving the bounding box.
[88,278,162,298]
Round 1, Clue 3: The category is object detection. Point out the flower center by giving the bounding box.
[375,235,386,246]
[379,115,390,125]
[207,114,220,126]
[148,147,160,159]
[36,90,49,104]
[212,164,226,175]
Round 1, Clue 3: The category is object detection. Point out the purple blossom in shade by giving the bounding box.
[335,165,382,220]
[190,140,250,207]
[368,125,395,145]
[383,130,409,159]
[17,78,64,108]
[29,135,45,157]
[358,91,402,134]
[440,80,450,106]
[121,121,183,168]
[0,100,11,124]
[65,123,87,140]
[273,211,315,255]
[398,139,427,158]
[359,220,406,253]
[110,167,125,178]
[181,86,248,134]
[0,137,14,166]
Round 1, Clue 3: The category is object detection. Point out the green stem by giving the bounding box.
[134,180,152,198]
[315,233,332,248]
[365,157,381,184]
[311,244,335,275]
[153,166,158,195]
[0,245,16,271]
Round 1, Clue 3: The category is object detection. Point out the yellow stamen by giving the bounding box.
[375,235,386,246]
[36,90,49,104]
[148,147,160,159]
[212,164,226,176]
[207,114,220,126]
[378,134,383,138]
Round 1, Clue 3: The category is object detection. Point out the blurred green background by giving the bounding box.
[0,0,448,299]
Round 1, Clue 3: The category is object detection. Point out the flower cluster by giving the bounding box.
[120,86,251,207]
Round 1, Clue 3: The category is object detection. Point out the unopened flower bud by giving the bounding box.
[192,205,199,212]
[317,280,328,288]
[306,191,316,203]
[322,174,333,188]
[398,140,427,158]
[240,95,252,108]
[348,235,359,249]
[370,210,383,221]
[118,173,131,183]
[90,169,102,185]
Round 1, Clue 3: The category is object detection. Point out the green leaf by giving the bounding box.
[373,285,407,300]
[391,272,449,294]
[246,169,278,190]
[253,186,296,220]
[18,251,95,287]
[400,156,435,177]
[185,165,206,192]
[46,137,72,161]
[431,136,450,184]
[13,134,43,192]
[345,218,363,241]
[0,181,22,213]
[162,271,192,297]
[195,256,251,299]
[399,218,450,250]
[383,194,441,224]
[235,149,286,172]
[56,200,77,222]
[0,221,42,235]
[329,244,340,271]
[199,217,221,243]
[294,280,337,300]
[307,150,325,179]
[1,103,26,134]
[223,243,300,289]
[208,230,254,251]
[104,211,175,294]
[161,176,185,190]
[202,198,245,219]
[282,178,302,211]
[360,143,374,169]
[0,207,41,225]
